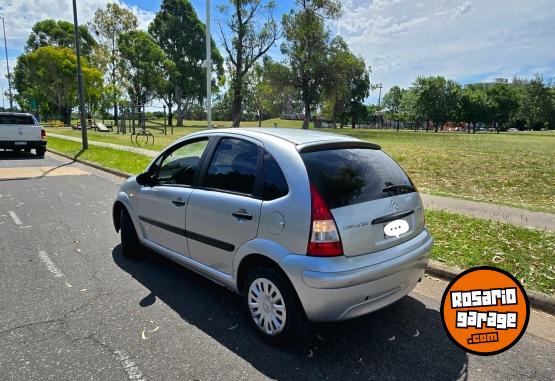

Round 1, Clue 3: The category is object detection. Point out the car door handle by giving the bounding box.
[172,199,186,207]
[232,211,253,220]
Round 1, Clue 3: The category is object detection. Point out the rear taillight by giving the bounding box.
[307,184,343,257]
[41,129,46,140]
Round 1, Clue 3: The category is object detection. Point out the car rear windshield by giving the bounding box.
[301,148,415,209]
[0,115,36,125]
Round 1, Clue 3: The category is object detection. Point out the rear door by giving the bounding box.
[186,137,263,275]
[301,147,425,257]
[136,138,211,256]
[0,114,41,143]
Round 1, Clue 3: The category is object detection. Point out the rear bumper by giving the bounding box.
[0,141,46,150]
[280,228,433,322]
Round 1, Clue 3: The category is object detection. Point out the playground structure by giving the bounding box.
[118,104,172,147]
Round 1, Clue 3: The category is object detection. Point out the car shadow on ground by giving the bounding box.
[113,245,468,380]
[0,150,42,160]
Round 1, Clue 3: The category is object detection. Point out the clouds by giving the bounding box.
[337,0,555,101]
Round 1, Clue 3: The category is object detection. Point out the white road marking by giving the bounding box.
[113,350,147,381]
[37,251,64,278]
[8,211,22,225]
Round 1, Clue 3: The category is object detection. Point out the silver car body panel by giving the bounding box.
[115,128,433,322]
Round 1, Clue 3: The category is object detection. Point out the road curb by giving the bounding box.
[46,148,131,179]
[426,260,555,316]
[46,148,555,317]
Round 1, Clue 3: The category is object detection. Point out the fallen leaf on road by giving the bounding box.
[228,323,239,330]
[65,282,72,288]
[307,349,314,358]
[79,289,87,292]
[141,328,147,340]
[316,334,325,342]
[413,329,420,338]
[387,336,396,341]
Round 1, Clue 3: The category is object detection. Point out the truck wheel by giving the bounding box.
[120,208,142,259]
[243,267,306,344]
[36,147,46,158]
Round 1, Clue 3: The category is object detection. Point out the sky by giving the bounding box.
[1,0,554,107]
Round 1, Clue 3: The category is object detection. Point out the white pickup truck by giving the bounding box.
[0,112,47,157]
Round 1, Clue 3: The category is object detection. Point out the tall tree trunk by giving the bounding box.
[167,104,173,127]
[231,75,243,128]
[303,102,311,130]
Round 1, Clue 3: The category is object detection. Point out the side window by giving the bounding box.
[156,139,209,186]
[263,153,289,200]
[204,138,259,195]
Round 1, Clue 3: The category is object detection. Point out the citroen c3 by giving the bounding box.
[113,128,433,343]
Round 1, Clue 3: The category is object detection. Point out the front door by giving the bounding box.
[136,138,210,256]
[186,137,263,274]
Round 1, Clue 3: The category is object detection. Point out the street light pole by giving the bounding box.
[0,16,13,111]
[72,0,88,149]
[206,0,212,129]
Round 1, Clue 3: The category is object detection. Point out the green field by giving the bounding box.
[427,210,555,294]
[46,119,555,213]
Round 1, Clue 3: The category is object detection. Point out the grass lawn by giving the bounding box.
[46,119,555,213]
[47,136,152,175]
[427,209,555,294]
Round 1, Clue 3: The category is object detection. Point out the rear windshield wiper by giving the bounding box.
[382,184,416,193]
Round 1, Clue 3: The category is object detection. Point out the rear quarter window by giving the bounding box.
[301,148,415,209]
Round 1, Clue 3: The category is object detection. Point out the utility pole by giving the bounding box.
[72,0,88,149]
[377,82,383,108]
[0,16,13,111]
[206,0,212,129]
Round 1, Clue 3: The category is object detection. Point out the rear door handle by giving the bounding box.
[232,211,253,220]
[172,199,186,207]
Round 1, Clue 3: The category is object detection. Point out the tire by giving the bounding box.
[36,147,46,158]
[120,208,142,258]
[243,267,306,344]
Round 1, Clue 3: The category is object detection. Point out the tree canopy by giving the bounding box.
[14,46,102,124]
[149,0,224,126]
[25,19,96,56]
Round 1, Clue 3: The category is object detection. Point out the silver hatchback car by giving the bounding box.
[113,128,433,342]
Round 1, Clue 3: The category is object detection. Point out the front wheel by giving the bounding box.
[120,208,142,258]
[243,267,306,344]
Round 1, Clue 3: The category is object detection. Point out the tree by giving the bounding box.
[281,0,342,129]
[149,0,223,127]
[13,46,102,124]
[412,76,462,132]
[217,0,280,127]
[89,3,138,123]
[118,31,167,105]
[515,75,552,130]
[486,83,518,133]
[25,19,96,56]
[382,86,404,129]
[461,85,492,133]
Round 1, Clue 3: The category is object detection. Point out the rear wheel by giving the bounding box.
[243,267,306,344]
[36,147,46,158]
[120,208,142,258]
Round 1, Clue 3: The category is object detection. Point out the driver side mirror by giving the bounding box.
[136,164,158,187]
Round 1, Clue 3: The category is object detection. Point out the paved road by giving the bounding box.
[0,151,553,381]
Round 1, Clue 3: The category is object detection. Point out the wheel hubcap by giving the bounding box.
[248,278,287,336]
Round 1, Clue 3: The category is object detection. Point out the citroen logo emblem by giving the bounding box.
[391,200,399,211]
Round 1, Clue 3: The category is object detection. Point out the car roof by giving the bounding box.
[0,112,33,116]
[196,127,365,146]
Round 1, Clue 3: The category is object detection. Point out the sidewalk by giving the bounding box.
[48,133,159,157]
[421,194,555,232]
[48,133,555,232]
